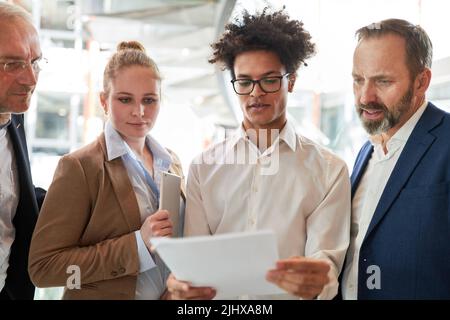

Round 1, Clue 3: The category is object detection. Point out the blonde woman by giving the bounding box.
[29,41,185,299]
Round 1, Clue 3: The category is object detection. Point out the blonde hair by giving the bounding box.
[103,41,161,94]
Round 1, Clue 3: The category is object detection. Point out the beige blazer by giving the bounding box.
[28,133,186,300]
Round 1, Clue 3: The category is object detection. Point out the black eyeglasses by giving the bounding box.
[231,73,290,95]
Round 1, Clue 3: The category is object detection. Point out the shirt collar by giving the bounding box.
[226,124,246,152]
[104,121,128,160]
[0,114,12,130]
[279,121,297,152]
[227,120,297,153]
[145,133,172,171]
[104,121,172,171]
[369,99,428,147]
[369,100,428,159]
[390,99,428,143]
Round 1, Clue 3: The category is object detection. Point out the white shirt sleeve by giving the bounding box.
[305,158,351,300]
[134,230,157,273]
[183,162,212,236]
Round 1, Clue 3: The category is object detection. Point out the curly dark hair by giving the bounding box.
[209,8,316,77]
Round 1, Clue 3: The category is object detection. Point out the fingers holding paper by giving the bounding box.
[266,256,330,299]
[166,274,216,300]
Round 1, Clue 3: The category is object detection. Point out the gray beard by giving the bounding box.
[358,87,413,135]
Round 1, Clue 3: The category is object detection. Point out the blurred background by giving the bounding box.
[3,0,450,299]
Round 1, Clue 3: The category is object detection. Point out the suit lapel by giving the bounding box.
[6,115,37,299]
[8,115,39,218]
[351,142,374,198]
[363,103,443,240]
[100,135,141,231]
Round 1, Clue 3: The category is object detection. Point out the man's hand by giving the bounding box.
[266,256,330,299]
[166,274,216,300]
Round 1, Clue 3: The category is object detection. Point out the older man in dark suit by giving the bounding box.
[341,19,450,299]
[0,2,45,300]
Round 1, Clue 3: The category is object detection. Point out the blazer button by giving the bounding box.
[111,271,118,277]
[119,267,126,274]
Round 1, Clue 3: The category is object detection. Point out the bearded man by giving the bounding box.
[341,18,450,299]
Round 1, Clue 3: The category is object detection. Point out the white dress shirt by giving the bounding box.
[185,121,351,299]
[104,121,171,300]
[0,119,19,292]
[342,100,428,300]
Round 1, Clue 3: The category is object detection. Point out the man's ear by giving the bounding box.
[287,74,296,93]
[415,68,431,95]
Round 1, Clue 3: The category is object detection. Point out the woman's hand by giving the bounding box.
[140,209,172,250]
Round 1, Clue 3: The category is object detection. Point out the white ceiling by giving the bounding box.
[81,0,238,126]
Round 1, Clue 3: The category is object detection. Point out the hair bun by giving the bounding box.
[116,41,146,53]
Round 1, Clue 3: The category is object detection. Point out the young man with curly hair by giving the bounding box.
[167,8,350,300]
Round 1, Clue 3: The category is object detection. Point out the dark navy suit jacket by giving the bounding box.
[1,114,45,300]
[350,102,450,299]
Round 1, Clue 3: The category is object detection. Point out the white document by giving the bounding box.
[151,230,284,299]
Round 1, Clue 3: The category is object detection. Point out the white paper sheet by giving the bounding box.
[151,230,284,299]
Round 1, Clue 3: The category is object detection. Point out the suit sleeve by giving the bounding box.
[34,187,46,210]
[28,155,140,288]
